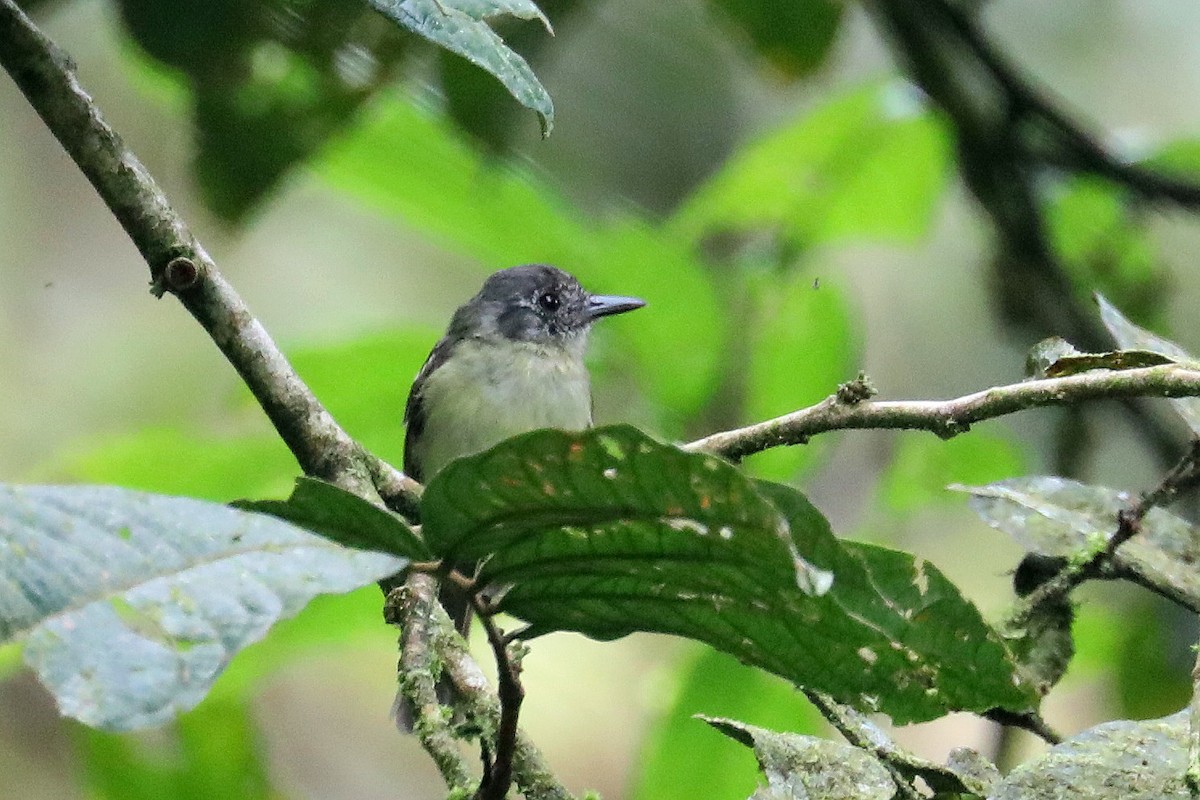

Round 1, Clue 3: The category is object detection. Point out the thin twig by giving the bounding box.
[1009,439,1200,628]
[686,365,1200,462]
[473,601,525,800]
[804,691,937,800]
[439,627,574,800]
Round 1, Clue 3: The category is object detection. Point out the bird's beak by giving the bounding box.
[587,294,646,320]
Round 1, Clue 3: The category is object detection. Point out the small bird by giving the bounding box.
[403,264,645,630]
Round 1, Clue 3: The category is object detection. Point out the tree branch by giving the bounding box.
[862,0,1190,470]
[386,575,474,790]
[686,365,1200,462]
[0,0,417,506]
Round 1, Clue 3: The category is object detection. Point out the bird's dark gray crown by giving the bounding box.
[449,264,592,345]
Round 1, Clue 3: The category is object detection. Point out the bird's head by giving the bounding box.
[450,264,645,348]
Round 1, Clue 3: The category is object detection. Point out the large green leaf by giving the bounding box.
[669,83,950,250]
[369,0,554,134]
[0,484,406,731]
[991,712,1190,800]
[959,477,1200,613]
[420,425,1036,723]
[1097,293,1200,435]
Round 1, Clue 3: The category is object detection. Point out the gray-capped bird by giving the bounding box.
[403,264,645,631]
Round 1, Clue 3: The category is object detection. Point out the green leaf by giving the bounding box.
[880,432,1025,515]
[758,481,1036,721]
[1097,293,1200,434]
[630,647,825,800]
[706,0,844,79]
[991,712,1190,800]
[422,424,832,594]
[1025,336,1177,379]
[235,477,430,560]
[421,425,1036,722]
[0,484,406,730]
[959,477,1200,613]
[701,717,895,800]
[670,83,950,250]
[369,0,554,134]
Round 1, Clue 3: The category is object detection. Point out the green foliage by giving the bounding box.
[1047,179,1166,321]
[317,98,727,422]
[237,477,429,560]
[670,82,951,252]
[0,484,405,730]
[706,0,844,79]
[1097,293,1200,434]
[961,477,1200,612]
[421,425,1037,723]
[115,0,556,218]
[369,0,554,134]
[631,648,825,800]
[52,428,296,501]
[742,272,856,481]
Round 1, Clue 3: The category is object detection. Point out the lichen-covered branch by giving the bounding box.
[397,575,575,800]
[686,365,1200,462]
[387,575,474,790]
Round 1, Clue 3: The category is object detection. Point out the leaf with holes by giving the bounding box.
[370,0,554,134]
[420,425,1036,723]
[0,484,406,731]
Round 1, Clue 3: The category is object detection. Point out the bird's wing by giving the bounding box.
[403,336,458,483]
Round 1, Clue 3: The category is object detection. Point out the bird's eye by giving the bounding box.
[538,291,560,311]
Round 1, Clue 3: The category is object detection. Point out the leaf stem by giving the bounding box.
[472,600,525,800]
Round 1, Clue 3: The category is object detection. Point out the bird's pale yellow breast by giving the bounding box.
[412,338,593,477]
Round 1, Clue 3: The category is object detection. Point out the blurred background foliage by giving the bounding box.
[3,0,1200,798]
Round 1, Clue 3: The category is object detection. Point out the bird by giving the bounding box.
[403,264,645,632]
